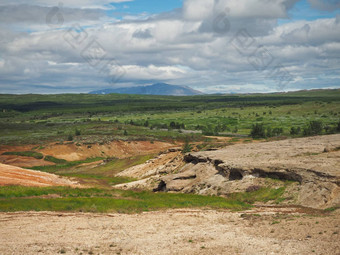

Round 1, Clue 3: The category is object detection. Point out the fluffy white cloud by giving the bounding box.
[0,0,339,93]
[183,0,299,20]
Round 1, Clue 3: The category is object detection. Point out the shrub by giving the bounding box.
[182,137,192,154]
[2,151,43,159]
[251,123,266,138]
[272,127,283,136]
[44,155,67,164]
[290,127,301,135]
[75,129,81,136]
[303,120,323,136]
[67,134,73,141]
[266,127,273,137]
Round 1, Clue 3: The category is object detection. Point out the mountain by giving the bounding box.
[89,83,203,96]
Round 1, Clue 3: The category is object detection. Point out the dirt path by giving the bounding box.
[0,209,339,255]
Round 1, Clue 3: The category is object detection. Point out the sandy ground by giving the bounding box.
[39,141,174,161]
[0,163,78,187]
[0,208,339,255]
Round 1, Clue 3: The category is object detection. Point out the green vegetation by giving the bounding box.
[0,90,339,214]
[31,157,104,172]
[0,90,339,145]
[2,151,43,159]
[227,187,285,204]
[44,155,67,164]
[324,206,339,212]
[303,120,323,136]
[0,186,287,213]
[182,138,192,154]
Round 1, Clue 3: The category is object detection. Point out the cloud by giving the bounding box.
[0,5,105,25]
[0,0,339,94]
[308,0,340,11]
[0,0,133,9]
[183,0,299,20]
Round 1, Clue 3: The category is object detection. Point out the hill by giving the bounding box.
[89,83,203,96]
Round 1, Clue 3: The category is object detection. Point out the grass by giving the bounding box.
[75,154,155,177]
[0,186,287,213]
[2,151,44,159]
[0,90,339,145]
[0,186,110,199]
[30,157,104,172]
[226,187,286,204]
[44,155,67,164]
[324,206,339,212]
[60,173,136,186]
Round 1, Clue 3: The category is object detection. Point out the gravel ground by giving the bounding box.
[0,208,339,255]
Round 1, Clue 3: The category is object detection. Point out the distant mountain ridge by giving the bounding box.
[89,83,203,96]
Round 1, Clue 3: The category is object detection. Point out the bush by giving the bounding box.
[2,151,43,159]
[290,127,301,135]
[303,120,323,136]
[75,129,81,136]
[44,156,67,164]
[202,125,218,136]
[251,123,266,138]
[182,137,192,154]
[67,134,73,141]
[272,127,283,136]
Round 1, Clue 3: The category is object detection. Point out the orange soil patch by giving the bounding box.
[0,145,38,155]
[0,163,78,187]
[38,140,174,161]
[0,155,55,168]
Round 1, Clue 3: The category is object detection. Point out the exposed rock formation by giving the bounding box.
[116,135,340,209]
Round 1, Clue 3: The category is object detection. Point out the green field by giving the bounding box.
[0,89,339,145]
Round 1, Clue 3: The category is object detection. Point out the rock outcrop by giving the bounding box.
[116,135,340,209]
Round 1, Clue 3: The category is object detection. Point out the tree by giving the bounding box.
[124,130,128,136]
[250,123,266,138]
[266,127,273,137]
[303,120,323,136]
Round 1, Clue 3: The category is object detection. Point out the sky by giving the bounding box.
[0,0,339,94]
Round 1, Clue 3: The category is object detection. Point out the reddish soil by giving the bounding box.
[0,155,54,168]
[0,140,175,168]
[0,163,78,187]
[38,140,174,161]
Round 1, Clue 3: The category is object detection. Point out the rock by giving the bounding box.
[115,134,340,210]
[158,135,340,209]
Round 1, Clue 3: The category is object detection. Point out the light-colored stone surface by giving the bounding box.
[116,135,340,209]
